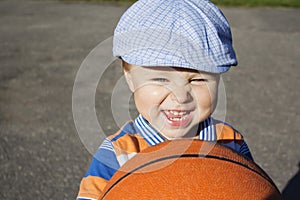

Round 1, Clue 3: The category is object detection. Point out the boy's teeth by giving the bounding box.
[169,115,188,121]
[168,110,188,116]
[173,111,179,115]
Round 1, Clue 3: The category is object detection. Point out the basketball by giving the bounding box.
[100,140,282,200]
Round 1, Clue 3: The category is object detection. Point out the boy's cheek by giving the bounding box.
[134,85,166,99]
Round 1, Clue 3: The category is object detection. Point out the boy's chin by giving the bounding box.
[150,115,202,139]
[160,124,200,140]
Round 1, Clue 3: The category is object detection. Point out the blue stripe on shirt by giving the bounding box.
[85,149,119,180]
[239,141,254,161]
[134,115,166,146]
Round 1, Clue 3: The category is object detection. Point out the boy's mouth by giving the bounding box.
[163,110,192,127]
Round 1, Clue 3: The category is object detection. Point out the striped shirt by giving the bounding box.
[77,115,253,200]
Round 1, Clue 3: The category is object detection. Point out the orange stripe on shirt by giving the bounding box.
[77,176,108,199]
[113,133,150,156]
[215,123,243,141]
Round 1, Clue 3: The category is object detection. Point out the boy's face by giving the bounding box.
[124,64,220,139]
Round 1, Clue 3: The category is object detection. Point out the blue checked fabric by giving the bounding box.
[113,0,238,73]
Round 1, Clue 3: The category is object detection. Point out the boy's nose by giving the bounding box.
[169,84,191,104]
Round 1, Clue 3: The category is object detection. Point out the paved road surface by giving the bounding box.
[0,0,299,199]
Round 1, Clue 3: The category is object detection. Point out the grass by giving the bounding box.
[58,0,300,7]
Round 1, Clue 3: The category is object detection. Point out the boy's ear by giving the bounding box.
[124,70,135,92]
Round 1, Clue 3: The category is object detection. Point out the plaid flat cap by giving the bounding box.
[113,0,238,73]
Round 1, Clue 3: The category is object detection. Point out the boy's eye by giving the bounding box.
[190,78,208,83]
[151,78,169,82]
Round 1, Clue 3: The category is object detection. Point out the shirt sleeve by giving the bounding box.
[238,140,254,161]
[220,139,254,161]
[76,139,120,200]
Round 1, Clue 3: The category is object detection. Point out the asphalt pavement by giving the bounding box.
[0,0,299,199]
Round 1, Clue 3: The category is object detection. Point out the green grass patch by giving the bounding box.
[58,0,300,7]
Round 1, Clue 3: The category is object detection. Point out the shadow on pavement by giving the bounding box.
[282,162,300,200]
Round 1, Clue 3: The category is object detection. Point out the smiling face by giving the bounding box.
[123,62,220,139]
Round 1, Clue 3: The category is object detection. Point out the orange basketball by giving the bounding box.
[100,140,282,200]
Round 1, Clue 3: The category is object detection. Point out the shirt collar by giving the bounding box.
[134,114,216,146]
[134,115,166,146]
[198,116,216,141]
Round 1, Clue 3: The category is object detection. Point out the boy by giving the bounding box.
[77,0,253,199]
